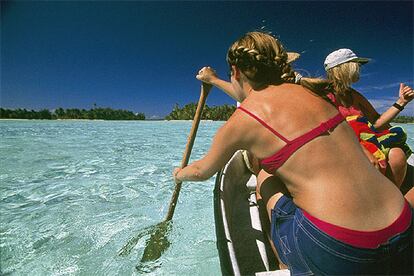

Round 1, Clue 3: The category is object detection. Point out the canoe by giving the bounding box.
[213,150,286,276]
[214,150,414,276]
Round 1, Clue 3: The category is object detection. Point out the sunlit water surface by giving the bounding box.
[1,120,413,275]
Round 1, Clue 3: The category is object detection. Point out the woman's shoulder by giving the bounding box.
[349,88,367,101]
[349,89,372,109]
[236,91,280,121]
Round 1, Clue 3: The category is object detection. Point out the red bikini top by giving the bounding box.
[238,106,344,173]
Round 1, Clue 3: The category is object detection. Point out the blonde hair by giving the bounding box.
[226,31,332,101]
[226,32,296,87]
[326,62,360,96]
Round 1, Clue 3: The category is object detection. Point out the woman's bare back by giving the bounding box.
[238,83,405,231]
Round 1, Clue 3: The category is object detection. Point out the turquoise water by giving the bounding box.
[1,120,414,275]
[0,120,224,275]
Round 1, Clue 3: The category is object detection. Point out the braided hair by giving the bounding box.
[227,32,333,104]
[226,32,296,86]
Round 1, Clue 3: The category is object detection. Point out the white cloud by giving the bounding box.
[149,115,163,120]
[357,82,399,91]
[368,97,394,111]
[359,72,377,78]
[357,80,413,91]
[368,97,414,116]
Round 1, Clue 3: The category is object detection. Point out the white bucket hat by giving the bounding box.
[324,48,369,71]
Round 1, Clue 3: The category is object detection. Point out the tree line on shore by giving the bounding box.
[392,116,414,123]
[0,108,145,120]
[165,103,236,121]
[164,103,414,123]
[1,105,413,123]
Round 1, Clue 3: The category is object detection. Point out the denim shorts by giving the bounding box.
[270,196,413,275]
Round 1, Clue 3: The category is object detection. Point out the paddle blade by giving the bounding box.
[118,224,153,257]
[140,220,171,262]
[135,220,171,272]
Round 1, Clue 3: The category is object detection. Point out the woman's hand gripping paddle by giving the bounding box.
[118,82,212,267]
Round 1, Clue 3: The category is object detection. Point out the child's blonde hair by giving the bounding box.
[326,62,360,96]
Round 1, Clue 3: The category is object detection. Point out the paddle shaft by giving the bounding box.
[165,83,212,222]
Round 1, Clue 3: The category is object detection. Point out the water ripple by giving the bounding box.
[2,120,409,275]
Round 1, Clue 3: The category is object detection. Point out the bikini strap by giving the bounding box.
[237,106,290,143]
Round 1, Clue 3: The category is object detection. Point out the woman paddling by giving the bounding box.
[196,49,414,193]
[173,31,412,275]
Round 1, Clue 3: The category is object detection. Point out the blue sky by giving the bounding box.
[1,1,413,118]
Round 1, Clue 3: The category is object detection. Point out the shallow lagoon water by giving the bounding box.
[1,120,414,275]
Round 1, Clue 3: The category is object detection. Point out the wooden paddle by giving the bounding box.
[164,82,212,221]
[118,82,212,267]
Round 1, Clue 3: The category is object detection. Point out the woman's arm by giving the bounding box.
[355,84,414,131]
[371,84,413,130]
[173,114,245,183]
[196,66,245,102]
